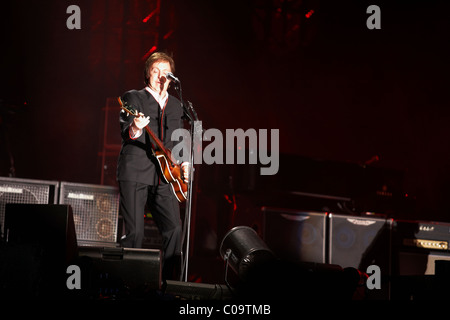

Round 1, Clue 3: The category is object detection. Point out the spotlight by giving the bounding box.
[219,226,276,282]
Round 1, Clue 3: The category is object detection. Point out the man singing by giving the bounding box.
[117,52,189,281]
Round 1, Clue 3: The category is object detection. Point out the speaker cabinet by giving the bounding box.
[262,207,327,263]
[328,214,392,272]
[329,214,392,299]
[59,182,119,246]
[0,177,58,238]
[392,219,450,276]
[77,246,162,296]
[4,203,77,262]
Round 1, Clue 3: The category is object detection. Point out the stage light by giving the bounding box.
[305,9,315,19]
[163,30,174,40]
[219,226,276,282]
[142,9,158,23]
[142,46,157,61]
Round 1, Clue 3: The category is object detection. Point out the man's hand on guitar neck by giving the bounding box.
[130,112,150,139]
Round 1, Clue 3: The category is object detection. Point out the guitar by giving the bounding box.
[117,97,188,203]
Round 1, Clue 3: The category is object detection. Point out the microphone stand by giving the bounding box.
[172,80,199,282]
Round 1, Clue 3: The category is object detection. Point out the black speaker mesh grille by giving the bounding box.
[262,207,327,264]
[0,178,56,236]
[59,182,119,244]
[329,214,391,271]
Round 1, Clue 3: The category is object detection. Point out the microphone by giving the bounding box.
[166,72,180,83]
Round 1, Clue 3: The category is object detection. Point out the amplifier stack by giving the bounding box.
[0,177,119,247]
[0,177,58,239]
[0,177,164,298]
[392,219,450,276]
[261,206,450,275]
[59,181,119,246]
[260,206,450,299]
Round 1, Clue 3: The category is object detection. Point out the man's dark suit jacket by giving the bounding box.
[117,88,184,186]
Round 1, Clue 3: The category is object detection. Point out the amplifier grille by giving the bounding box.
[59,182,119,244]
[0,177,57,236]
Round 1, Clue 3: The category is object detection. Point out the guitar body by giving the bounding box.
[155,150,188,202]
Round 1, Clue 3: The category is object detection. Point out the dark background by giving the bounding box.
[1,0,449,227]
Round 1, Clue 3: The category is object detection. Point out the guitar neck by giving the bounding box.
[143,125,173,161]
[118,97,174,164]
